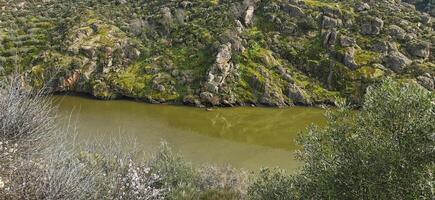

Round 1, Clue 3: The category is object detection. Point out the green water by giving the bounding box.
[54,95,326,171]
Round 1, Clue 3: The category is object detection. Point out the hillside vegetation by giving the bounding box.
[0,0,433,107]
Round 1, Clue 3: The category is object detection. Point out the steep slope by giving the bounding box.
[0,0,433,107]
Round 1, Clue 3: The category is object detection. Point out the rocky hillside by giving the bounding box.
[0,0,433,107]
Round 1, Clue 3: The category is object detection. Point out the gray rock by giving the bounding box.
[372,41,397,54]
[244,6,255,26]
[117,0,127,4]
[183,95,201,106]
[421,14,432,25]
[125,46,141,60]
[323,6,342,18]
[383,51,412,72]
[356,3,370,12]
[161,7,173,27]
[388,25,406,40]
[286,84,309,104]
[180,1,193,8]
[322,16,342,29]
[201,43,237,97]
[407,41,431,59]
[417,73,434,91]
[285,4,305,17]
[340,35,356,47]
[155,84,165,92]
[361,17,384,35]
[323,29,337,47]
[200,91,220,106]
[80,46,96,58]
[343,47,358,70]
[91,23,101,32]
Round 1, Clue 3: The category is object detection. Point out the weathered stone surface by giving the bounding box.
[200,91,220,106]
[356,3,370,12]
[244,6,255,26]
[383,51,412,72]
[421,14,432,25]
[407,41,431,59]
[200,43,238,105]
[388,25,406,40]
[322,16,342,29]
[343,47,358,70]
[340,35,356,47]
[417,73,434,91]
[286,83,309,104]
[361,17,384,35]
[323,29,337,47]
[285,4,305,17]
[372,42,397,54]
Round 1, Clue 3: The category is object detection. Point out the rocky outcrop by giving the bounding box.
[286,84,310,105]
[200,43,238,106]
[244,6,255,26]
[388,25,406,40]
[2,0,433,107]
[417,73,434,91]
[340,35,356,47]
[361,17,384,35]
[322,16,342,29]
[356,3,370,12]
[407,41,431,59]
[343,47,358,70]
[323,29,337,47]
[383,51,412,72]
[285,4,305,17]
[249,74,287,107]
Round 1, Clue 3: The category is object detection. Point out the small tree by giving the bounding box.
[292,79,434,199]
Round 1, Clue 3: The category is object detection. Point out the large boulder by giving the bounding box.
[383,51,412,72]
[407,41,431,59]
[340,35,357,47]
[244,6,255,26]
[343,47,358,70]
[201,43,238,105]
[355,3,370,12]
[388,25,406,40]
[285,4,305,17]
[361,17,384,35]
[323,29,338,47]
[322,16,342,29]
[417,73,434,91]
[286,83,310,105]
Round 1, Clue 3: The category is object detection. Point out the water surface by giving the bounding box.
[54,95,325,171]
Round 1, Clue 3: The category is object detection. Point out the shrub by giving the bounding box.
[248,168,294,200]
[147,142,200,191]
[292,79,434,199]
[0,77,97,199]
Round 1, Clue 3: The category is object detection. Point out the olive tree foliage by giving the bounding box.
[292,79,434,199]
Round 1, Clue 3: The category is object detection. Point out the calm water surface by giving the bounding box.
[54,95,326,171]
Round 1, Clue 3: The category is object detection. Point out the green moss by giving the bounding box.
[354,50,381,66]
[356,66,385,80]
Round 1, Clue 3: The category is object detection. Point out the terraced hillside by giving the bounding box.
[0,0,433,107]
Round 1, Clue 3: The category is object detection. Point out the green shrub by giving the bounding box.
[148,142,200,190]
[248,168,295,200]
[292,79,434,199]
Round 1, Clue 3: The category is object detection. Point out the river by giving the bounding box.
[54,95,326,171]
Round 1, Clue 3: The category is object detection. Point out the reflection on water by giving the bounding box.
[53,95,326,171]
